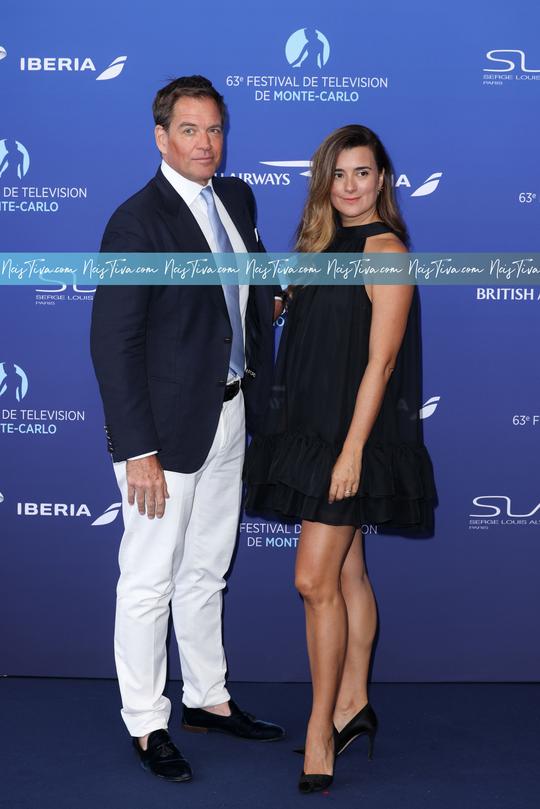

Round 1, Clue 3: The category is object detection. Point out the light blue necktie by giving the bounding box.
[200,185,244,379]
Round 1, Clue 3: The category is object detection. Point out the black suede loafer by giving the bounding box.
[182,699,285,741]
[133,729,193,782]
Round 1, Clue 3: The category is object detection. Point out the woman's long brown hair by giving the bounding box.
[295,124,409,252]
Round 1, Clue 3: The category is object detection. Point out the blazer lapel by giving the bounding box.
[152,169,228,319]
[212,180,259,252]
[153,168,210,250]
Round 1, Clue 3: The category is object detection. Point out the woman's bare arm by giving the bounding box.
[328,237,413,503]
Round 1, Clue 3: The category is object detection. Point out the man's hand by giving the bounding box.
[126,455,169,519]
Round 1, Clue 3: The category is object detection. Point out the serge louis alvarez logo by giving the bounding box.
[34,283,96,308]
[482,49,540,85]
[469,495,540,529]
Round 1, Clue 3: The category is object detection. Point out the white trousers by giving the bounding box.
[113,391,245,737]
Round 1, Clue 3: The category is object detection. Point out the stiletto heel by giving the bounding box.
[335,703,378,758]
[367,730,375,760]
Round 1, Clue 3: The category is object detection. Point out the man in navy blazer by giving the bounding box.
[91,76,283,782]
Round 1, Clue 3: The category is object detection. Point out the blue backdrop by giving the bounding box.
[1,0,539,682]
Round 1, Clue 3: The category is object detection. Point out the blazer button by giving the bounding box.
[218,379,226,386]
[224,337,232,343]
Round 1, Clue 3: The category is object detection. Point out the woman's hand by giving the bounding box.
[328,448,362,504]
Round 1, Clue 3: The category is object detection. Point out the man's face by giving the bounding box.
[155,96,224,185]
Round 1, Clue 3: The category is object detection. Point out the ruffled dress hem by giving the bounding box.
[244,431,436,534]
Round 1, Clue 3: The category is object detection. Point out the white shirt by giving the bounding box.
[130,161,249,460]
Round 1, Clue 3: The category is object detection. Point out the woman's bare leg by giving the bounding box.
[333,530,377,730]
[295,520,356,774]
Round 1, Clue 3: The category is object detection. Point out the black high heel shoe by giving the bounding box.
[298,728,337,794]
[335,703,378,759]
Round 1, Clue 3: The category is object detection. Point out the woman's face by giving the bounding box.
[330,146,384,226]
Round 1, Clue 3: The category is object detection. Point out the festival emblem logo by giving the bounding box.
[0,139,30,181]
[0,46,7,61]
[0,361,87,435]
[0,139,88,214]
[225,27,387,104]
[0,362,29,402]
[285,28,330,69]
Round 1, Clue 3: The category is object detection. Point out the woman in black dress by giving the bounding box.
[245,125,436,792]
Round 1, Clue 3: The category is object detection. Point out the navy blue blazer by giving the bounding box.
[90,168,276,473]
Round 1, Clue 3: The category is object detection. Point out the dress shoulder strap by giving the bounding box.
[354,221,395,238]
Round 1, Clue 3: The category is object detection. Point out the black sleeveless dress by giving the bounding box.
[244,222,436,533]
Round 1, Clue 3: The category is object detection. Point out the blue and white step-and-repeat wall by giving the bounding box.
[1,0,539,681]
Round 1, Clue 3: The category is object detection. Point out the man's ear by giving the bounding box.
[154,125,167,156]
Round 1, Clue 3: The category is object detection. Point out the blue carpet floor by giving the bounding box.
[1,679,539,809]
